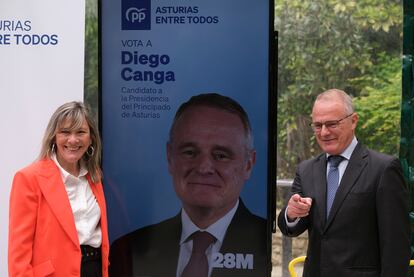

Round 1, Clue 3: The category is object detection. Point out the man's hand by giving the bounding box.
[286,194,312,222]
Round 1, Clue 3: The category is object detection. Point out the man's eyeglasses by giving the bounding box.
[309,113,353,132]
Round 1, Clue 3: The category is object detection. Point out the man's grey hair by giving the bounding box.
[169,93,254,150]
[315,89,354,115]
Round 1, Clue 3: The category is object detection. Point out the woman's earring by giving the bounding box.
[86,145,95,156]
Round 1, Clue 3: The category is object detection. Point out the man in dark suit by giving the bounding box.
[109,93,268,277]
[278,89,410,277]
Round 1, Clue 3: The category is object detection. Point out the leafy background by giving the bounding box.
[276,0,402,178]
[84,0,99,121]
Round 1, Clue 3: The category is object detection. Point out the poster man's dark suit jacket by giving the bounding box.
[278,143,410,277]
[109,200,268,277]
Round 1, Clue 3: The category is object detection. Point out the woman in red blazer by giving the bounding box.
[8,102,109,277]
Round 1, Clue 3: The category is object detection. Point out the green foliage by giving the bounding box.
[353,55,401,155]
[276,0,402,178]
[84,0,99,121]
[331,0,402,33]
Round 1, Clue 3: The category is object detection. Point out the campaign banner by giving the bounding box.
[0,1,85,275]
[101,0,273,275]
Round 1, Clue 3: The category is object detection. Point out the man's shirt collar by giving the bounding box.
[180,200,239,245]
[326,136,358,161]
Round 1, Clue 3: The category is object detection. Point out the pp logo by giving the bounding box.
[122,0,151,30]
[126,8,146,23]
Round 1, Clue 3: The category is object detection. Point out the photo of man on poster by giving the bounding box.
[109,93,268,277]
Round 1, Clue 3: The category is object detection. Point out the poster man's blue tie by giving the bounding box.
[326,155,344,218]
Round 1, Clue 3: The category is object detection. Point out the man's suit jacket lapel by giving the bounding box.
[131,213,181,276]
[161,214,182,272]
[218,200,248,252]
[312,154,328,229]
[143,213,181,275]
[324,143,368,231]
[211,200,267,277]
[36,160,79,247]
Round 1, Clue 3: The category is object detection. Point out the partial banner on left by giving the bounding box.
[0,1,86,275]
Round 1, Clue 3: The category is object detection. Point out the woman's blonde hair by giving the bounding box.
[39,101,102,183]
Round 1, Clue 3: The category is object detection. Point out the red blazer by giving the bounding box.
[8,159,109,277]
